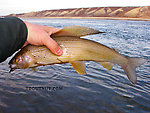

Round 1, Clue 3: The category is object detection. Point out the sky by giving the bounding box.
[0,0,150,16]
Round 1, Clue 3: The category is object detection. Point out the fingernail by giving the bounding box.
[57,48,63,55]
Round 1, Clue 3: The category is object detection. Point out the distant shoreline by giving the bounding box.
[20,16,150,21]
[7,6,150,21]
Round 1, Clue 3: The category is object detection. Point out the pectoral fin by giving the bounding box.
[31,67,38,72]
[51,25,104,37]
[70,61,86,75]
[99,62,114,71]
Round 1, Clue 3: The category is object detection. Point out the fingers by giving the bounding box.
[42,26,63,55]
[24,21,62,55]
[40,25,60,35]
[42,36,63,56]
[42,26,62,55]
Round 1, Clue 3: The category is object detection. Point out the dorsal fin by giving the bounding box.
[51,25,105,38]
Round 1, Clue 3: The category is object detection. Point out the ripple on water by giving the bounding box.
[0,19,150,113]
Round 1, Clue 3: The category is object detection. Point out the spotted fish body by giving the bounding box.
[9,26,146,84]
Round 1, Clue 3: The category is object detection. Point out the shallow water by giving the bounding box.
[0,18,150,113]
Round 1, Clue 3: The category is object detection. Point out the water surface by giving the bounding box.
[0,18,150,113]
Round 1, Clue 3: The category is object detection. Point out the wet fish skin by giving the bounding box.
[9,25,146,84]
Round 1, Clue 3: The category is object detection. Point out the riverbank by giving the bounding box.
[20,16,150,21]
[7,6,150,21]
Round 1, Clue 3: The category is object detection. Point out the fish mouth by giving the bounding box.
[9,64,17,73]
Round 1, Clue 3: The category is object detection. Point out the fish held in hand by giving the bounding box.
[9,25,146,84]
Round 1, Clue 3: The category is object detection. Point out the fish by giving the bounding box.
[9,25,146,84]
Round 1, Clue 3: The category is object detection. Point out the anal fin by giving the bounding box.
[70,61,86,75]
[99,62,114,71]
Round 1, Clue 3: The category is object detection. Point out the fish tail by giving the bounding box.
[122,57,146,84]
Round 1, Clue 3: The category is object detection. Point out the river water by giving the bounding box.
[0,18,150,113]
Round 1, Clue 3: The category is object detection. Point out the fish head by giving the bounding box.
[9,51,34,72]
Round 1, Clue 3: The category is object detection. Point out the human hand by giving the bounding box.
[23,21,63,56]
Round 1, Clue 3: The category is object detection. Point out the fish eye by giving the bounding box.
[15,59,19,63]
[15,57,23,64]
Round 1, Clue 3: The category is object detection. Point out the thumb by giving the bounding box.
[42,36,63,56]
